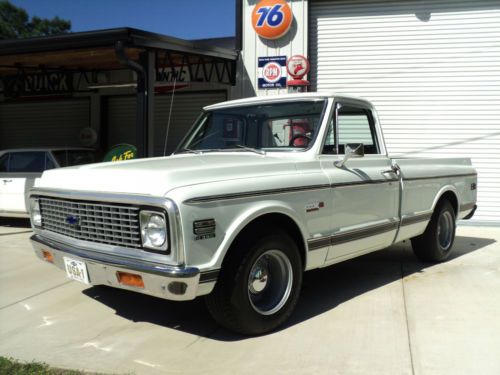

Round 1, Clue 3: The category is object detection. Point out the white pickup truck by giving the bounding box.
[29,93,477,335]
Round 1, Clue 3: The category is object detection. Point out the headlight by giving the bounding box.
[140,211,168,251]
[30,198,42,227]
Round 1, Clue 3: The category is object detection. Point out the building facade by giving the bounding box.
[235,0,500,224]
[0,1,499,224]
[0,29,236,157]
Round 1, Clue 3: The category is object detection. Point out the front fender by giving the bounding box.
[196,200,310,271]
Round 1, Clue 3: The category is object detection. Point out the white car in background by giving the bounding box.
[0,148,97,218]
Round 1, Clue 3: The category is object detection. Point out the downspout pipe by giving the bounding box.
[115,40,144,75]
[114,40,150,158]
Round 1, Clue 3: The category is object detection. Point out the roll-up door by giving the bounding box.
[0,99,90,149]
[106,91,227,156]
[309,0,500,224]
[106,96,136,148]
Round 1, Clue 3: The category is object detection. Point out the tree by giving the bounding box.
[0,1,71,40]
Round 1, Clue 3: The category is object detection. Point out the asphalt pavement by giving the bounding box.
[0,220,499,375]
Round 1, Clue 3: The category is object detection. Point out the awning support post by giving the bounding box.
[137,50,155,157]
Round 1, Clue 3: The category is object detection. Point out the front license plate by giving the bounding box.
[63,257,90,284]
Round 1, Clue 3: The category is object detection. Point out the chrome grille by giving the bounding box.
[39,197,142,248]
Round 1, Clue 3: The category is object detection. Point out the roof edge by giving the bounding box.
[0,27,238,61]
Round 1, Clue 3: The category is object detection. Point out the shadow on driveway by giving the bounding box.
[0,217,32,236]
[0,218,31,228]
[82,234,495,341]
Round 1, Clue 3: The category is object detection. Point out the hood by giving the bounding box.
[35,152,299,196]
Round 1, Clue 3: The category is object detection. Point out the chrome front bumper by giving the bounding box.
[30,234,201,301]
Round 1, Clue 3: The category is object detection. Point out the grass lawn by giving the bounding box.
[0,356,90,375]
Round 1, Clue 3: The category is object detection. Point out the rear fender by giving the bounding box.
[431,185,459,216]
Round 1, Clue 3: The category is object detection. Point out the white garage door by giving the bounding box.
[310,0,500,224]
[107,91,227,156]
[0,99,90,149]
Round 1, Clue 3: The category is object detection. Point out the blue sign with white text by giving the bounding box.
[258,56,287,89]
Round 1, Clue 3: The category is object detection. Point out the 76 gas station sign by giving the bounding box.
[252,0,293,40]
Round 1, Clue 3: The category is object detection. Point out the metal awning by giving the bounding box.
[0,28,238,158]
[0,27,238,84]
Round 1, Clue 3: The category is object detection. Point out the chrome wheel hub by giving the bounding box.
[247,249,293,316]
[438,210,454,251]
[249,266,269,293]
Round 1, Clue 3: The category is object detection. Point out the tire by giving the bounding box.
[205,230,303,335]
[411,200,456,262]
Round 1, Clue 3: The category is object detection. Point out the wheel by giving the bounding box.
[411,200,456,262]
[205,230,303,335]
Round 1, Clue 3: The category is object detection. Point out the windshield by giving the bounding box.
[52,150,97,167]
[177,100,327,153]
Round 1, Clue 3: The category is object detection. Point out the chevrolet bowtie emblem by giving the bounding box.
[66,215,80,226]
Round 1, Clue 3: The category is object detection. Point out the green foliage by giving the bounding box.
[0,0,71,40]
[0,356,50,374]
[0,356,87,374]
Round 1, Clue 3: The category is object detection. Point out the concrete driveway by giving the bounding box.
[0,220,499,375]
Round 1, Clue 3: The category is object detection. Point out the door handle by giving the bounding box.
[381,163,401,177]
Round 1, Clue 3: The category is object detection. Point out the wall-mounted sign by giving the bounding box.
[3,72,73,97]
[252,0,293,40]
[286,55,310,79]
[103,144,137,162]
[79,127,98,147]
[157,66,190,82]
[287,55,310,91]
[258,56,287,89]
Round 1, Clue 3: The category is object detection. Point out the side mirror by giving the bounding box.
[334,143,364,168]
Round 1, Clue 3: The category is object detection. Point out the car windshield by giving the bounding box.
[177,100,327,153]
[52,150,97,167]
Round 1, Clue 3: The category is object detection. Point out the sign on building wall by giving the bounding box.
[103,144,137,162]
[3,72,74,97]
[286,55,310,91]
[252,0,293,40]
[258,56,287,89]
[157,66,190,82]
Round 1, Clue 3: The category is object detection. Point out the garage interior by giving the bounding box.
[0,28,238,157]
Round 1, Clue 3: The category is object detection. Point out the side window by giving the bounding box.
[323,117,336,154]
[338,105,378,154]
[9,152,46,173]
[0,154,9,172]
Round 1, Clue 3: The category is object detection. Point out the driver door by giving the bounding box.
[320,101,400,262]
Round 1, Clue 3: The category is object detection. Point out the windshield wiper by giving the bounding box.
[177,148,203,155]
[235,145,266,155]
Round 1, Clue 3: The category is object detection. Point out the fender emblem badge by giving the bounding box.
[306,201,325,213]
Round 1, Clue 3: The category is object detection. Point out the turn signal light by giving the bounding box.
[116,271,144,288]
[42,250,54,263]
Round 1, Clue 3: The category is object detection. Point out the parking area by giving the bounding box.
[0,221,499,375]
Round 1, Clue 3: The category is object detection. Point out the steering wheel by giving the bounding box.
[289,133,312,147]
